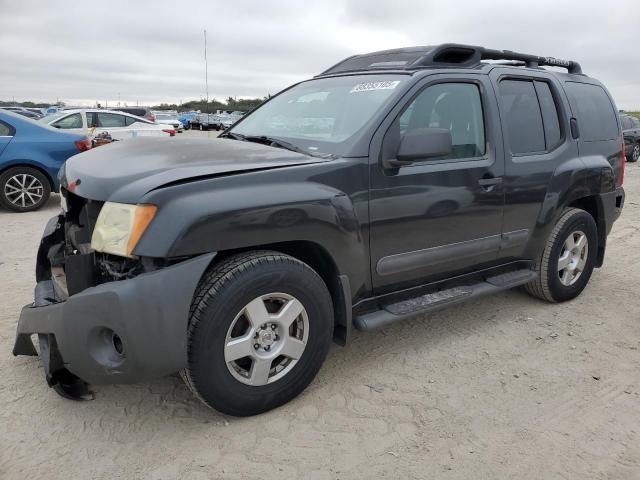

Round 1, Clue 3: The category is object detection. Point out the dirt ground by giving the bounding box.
[1,138,638,479]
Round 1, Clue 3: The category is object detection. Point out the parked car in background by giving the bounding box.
[178,111,198,130]
[192,112,218,131]
[153,111,184,133]
[620,113,640,162]
[0,110,91,212]
[1,107,44,120]
[41,109,174,140]
[115,106,156,123]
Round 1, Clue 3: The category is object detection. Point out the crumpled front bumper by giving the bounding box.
[13,215,215,394]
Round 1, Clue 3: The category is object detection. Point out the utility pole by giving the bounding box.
[204,29,209,113]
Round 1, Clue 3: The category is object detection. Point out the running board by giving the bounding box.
[354,269,537,331]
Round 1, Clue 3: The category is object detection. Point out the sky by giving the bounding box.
[1,0,639,109]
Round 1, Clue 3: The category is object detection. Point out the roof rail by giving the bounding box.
[319,43,583,76]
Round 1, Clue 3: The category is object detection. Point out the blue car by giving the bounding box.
[0,110,91,212]
[178,111,198,130]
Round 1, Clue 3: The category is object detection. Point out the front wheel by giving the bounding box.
[0,166,51,212]
[629,142,640,163]
[525,208,598,302]
[182,251,334,416]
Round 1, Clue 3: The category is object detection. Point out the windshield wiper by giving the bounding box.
[220,131,246,141]
[243,135,334,159]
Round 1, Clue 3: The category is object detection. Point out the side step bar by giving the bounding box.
[354,269,537,331]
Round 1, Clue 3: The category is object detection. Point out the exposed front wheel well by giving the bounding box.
[207,241,351,345]
[567,196,605,267]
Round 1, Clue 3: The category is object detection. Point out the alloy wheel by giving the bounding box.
[557,230,589,286]
[3,174,44,208]
[633,143,640,162]
[224,293,309,386]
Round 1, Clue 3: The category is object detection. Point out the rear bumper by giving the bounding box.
[14,217,215,386]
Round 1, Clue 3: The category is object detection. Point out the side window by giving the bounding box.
[620,117,632,130]
[633,117,640,128]
[534,81,562,149]
[96,113,127,128]
[124,116,137,126]
[394,82,485,160]
[498,80,545,154]
[564,82,618,141]
[0,121,14,136]
[52,113,83,129]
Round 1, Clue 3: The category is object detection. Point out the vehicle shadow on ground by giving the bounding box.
[16,285,546,429]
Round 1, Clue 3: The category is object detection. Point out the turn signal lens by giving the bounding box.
[127,205,157,256]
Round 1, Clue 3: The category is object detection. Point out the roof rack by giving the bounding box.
[319,43,583,76]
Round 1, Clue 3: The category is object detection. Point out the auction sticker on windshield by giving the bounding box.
[350,80,401,93]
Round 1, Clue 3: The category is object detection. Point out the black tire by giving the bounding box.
[183,251,334,416]
[525,208,598,302]
[0,166,51,212]
[628,142,640,163]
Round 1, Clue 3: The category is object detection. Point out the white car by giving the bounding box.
[40,109,174,140]
[153,112,184,132]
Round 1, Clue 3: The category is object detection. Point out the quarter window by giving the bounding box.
[52,113,83,129]
[393,82,486,161]
[0,121,13,136]
[564,82,618,141]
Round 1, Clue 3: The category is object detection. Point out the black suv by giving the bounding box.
[14,44,626,416]
[620,113,640,162]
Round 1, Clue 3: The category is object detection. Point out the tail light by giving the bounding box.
[619,138,625,186]
[75,137,92,152]
[147,113,156,122]
[162,129,176,137]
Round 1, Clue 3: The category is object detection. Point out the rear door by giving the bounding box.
[0,120,15,156]
[369,74,505,293]
[489,68,578,260]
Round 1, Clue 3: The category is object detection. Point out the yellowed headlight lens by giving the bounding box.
[91,202,157,257]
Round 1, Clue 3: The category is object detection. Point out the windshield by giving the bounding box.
[230,74,407,156]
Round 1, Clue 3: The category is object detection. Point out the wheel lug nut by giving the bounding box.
[254,343,260,349]
[274,335,279,341]
[261,324,267,329]
[270,324,277,330]
[264,345,271,351]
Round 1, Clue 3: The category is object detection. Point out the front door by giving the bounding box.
[369,75,505,293]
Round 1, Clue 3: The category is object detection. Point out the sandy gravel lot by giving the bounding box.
[1,136,638,479]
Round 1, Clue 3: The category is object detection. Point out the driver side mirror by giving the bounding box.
[385,128,453,168]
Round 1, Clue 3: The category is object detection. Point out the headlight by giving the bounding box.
[91,202,157,257]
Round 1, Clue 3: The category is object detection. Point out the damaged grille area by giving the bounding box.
[39,190,165,301]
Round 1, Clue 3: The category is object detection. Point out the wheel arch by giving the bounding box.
[206,240,352,345]
[0,162,57,192]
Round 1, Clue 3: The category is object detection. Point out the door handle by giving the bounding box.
[478,177,503,187]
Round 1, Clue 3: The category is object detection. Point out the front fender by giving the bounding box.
[134,172,369,294]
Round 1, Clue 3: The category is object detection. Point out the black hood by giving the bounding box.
[61,137,327,203]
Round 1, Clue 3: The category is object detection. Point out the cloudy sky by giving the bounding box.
[1,0,639,109]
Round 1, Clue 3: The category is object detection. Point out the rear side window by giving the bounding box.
[564,82,618,141]
[633,117,640,128]
[52,113,83,129]
[621,116,633,130]
[96,113,127,128]
[124,116,137,126]
[499,80,545,154]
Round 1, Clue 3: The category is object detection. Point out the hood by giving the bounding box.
[62,137,327,203]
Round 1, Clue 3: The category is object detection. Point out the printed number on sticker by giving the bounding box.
[350,81,401,93]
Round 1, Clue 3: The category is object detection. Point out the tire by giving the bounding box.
[628,142,640,163]
[525,208,598,303]
[182,251,334,416]
[0,166,51,212]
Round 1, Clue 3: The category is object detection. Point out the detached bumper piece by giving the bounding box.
[14,214,216,400]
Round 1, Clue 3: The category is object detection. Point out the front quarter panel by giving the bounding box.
[134,159,371,297]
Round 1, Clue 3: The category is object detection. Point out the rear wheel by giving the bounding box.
[182,251,334,416]
[525,208,598,302]
[0,166,51,212]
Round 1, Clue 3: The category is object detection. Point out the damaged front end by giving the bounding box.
[13,189,215,400]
